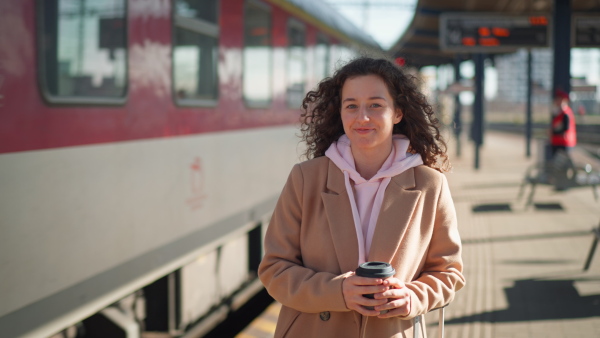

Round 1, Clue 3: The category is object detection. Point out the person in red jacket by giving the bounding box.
[550,89,577,157]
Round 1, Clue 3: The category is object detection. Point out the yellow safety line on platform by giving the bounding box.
[235,302,281,338]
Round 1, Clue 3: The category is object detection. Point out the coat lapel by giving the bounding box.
[368,168,421,263]
[321,161,360,274]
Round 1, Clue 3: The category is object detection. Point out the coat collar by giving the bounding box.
[321,159,422,273]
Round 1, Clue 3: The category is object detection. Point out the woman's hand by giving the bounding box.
[342,273,389,316]
[373,277,412,318]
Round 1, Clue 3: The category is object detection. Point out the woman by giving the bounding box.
[258,57,465,338]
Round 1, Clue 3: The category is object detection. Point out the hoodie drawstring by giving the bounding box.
[343,170,367,265]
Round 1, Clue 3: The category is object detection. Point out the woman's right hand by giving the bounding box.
[342,272,389,316]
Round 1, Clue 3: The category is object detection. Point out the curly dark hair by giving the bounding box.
[300,56,450,172]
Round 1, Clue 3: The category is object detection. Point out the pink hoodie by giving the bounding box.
[325,134,424,265]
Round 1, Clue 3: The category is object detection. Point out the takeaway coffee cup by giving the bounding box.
[355,261,396,313]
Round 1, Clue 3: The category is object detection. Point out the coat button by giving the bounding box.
[319,311,330,321]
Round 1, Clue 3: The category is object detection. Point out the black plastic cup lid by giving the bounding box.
[355,261,395,278]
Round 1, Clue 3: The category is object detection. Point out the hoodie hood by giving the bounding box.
[325,134,423,183]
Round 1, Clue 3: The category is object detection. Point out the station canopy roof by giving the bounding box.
[389,0,600,68]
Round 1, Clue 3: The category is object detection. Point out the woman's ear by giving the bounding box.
[394,109,403,124]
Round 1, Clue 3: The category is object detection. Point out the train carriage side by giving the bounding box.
[0,0,380,337]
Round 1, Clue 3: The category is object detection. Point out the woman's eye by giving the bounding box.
[370,103,382,108]
[345,104,357,109]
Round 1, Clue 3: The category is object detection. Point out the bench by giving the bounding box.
[517,151,600,206]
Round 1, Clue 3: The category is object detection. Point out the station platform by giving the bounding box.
[238,131,600,338]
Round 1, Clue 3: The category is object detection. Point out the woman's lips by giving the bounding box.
[355,128,373,134]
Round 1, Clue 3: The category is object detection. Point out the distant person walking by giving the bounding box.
[550,89,577,157]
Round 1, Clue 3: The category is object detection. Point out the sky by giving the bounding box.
[325,0,418,49]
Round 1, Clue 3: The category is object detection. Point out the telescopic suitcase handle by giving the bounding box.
[413,305,447,338]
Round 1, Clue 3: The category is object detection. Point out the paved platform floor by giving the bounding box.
[239,131,600,338]
[435,132,600,338]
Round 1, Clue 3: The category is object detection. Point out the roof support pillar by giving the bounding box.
[453,56,463,158]
[472,53,485,170]
[552,0,572,95]
[526,49,533,158]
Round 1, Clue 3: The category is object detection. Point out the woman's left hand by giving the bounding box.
[372,277,412,318]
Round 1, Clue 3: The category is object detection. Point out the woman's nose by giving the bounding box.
[357,106,370,120]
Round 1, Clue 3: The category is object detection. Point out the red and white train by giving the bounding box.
[0,0,380,336]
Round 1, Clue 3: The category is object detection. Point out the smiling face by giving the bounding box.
[340,74,402,159]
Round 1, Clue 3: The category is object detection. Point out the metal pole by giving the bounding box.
[473,53,485,170]
[453,56,462,158]
[526,49,533,158]
[77,0,87,75]
[362,0,369,30]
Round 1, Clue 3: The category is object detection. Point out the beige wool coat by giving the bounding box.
[258,156,465,338]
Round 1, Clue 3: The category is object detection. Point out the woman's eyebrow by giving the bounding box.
[342,96,386,103]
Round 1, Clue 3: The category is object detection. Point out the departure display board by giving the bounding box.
[573,15,600,47]
[440,14,551,52]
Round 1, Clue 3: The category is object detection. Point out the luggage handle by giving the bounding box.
[413,305,447,338]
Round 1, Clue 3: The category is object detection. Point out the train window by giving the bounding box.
[287,20,306,108]
[338,45,357,64]
[39,0,127,103]
[329,44,357,72]
[243,1,272,108]
[314,34,330,84]
[173,0,219,105]
[175,0,218,24]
